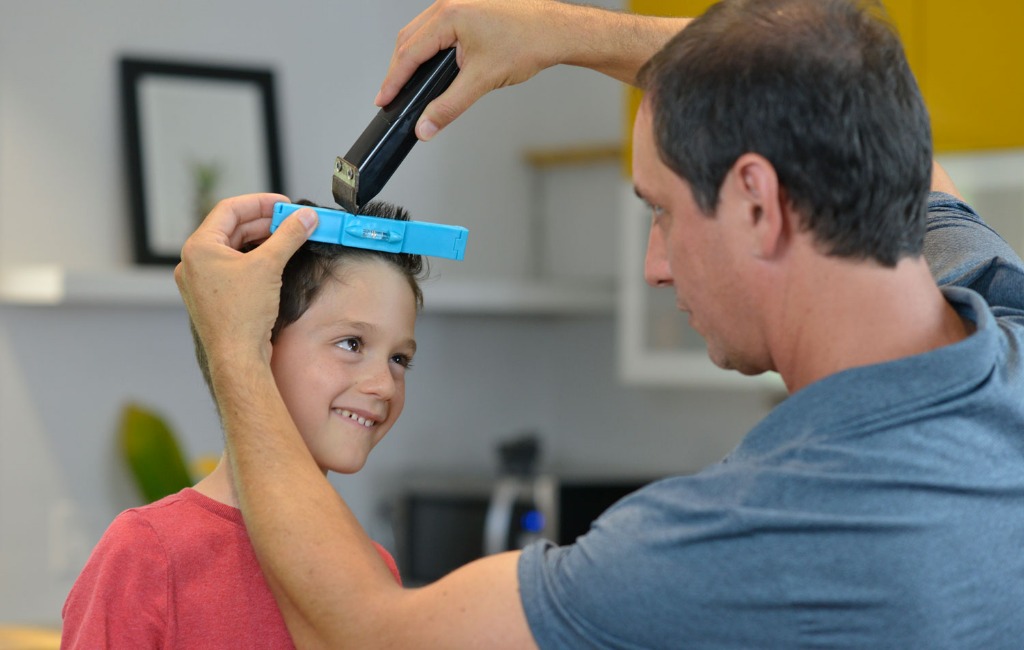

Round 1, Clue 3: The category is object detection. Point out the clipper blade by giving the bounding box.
[332,157,359,213]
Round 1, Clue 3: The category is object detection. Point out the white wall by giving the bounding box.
[0,0,625,280]
[0,0,775,626]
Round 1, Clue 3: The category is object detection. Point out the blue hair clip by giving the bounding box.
[271,202,468,261]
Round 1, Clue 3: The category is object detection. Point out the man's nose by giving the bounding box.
[643,223,673,287]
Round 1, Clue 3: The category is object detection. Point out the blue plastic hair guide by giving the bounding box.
[271,202,468,261]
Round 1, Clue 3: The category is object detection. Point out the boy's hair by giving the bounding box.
[191,199,427,401]
[637,0,932,267]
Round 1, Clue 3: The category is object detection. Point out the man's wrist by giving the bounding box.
[555,5,690,85]
[208,345,274,407]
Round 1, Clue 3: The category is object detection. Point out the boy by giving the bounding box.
[61,199,426,648]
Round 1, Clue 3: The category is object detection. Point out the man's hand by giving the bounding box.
[376,0,689,142]
[378,0,563,141]
[174,193,317,371]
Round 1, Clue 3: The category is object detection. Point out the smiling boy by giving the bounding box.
[61,199,426,649]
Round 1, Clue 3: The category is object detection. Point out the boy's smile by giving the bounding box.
[333,407,379,428]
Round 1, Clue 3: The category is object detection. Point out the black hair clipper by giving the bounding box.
[332,48,459,213]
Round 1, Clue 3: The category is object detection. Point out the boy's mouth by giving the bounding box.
[333,408,376,428]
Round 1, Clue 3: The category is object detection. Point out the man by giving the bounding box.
[177,0,1024,647]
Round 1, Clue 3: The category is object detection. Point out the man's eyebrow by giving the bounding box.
[634,185,653,202]
[633,186,655,208]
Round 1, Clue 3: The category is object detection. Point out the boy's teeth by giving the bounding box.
[337,409,375,427]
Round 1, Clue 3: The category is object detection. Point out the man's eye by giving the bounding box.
[336,337,361,352]
[640,197,664,218]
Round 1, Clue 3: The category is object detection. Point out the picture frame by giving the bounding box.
[120,57,285,265]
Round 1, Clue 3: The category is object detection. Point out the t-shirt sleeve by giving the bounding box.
[925,191,1024,312]
[516,475,802,649]
[372,541,403,585]
[516,495,706,649]
[61,510,169,648]
[517,477,768,649]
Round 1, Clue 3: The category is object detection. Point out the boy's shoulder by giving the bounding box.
[114,488,194,528]
[110,488,244,545]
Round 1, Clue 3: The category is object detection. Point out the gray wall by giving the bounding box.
[0,1,775,625]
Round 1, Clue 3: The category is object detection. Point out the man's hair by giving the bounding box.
[191,199,427,401]
[636,0,932,267]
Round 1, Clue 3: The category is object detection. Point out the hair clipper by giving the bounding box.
[332,48,459,213]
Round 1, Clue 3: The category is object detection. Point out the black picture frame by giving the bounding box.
[120,57,285,265]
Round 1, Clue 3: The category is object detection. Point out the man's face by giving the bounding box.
[632,102,765,374]
[270,258,417,474]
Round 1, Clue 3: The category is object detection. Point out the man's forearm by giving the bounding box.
[931,160,964,199]
[557,4,690,85]
[210,357,399,647]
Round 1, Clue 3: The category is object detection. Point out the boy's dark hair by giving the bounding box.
[636,0,932,267]
[191,199,427,400]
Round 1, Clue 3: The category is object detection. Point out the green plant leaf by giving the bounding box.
[118,403,193,503]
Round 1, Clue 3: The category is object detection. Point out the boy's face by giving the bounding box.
[270,258,417,474]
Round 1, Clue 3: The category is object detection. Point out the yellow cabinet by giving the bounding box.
[626,0,1024,153]
[910,1,1024,151]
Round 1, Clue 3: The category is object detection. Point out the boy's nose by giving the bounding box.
[359,358,396,400]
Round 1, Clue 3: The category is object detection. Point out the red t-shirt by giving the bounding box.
[61,488,400,649]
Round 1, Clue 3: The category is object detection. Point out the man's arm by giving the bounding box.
[377,0,690,140]
[924,161,1024,312]
[931,159,964,199]
[212,336,534,648]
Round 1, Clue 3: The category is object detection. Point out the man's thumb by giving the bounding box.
[264,207,317,260]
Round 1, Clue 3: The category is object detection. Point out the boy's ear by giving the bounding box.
[731,153,787,260]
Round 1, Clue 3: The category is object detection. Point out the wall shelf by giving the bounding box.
[0,266,179,306]
[0,265,615,315]
[421,277,614,315]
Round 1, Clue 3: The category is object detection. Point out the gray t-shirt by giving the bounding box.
[519,193,1024,649]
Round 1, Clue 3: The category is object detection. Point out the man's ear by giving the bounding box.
[731,153,787,260]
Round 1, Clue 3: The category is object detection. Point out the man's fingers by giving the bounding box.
[255,207,318,266]
[417,49,507,141]
[203,193,289,228]
[378,34,456,107]
[378,6,441,106]
[195,193,290,248]
[377,1,452,106]
[177,198,311,302]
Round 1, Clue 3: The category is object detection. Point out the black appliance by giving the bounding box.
[392,436,653,585]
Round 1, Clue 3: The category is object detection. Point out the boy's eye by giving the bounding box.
[391,354,414,370]
[336,337,361,352]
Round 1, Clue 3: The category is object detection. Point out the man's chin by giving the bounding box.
[708,348,770,377]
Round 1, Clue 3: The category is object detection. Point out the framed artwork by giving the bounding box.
[120,57,284,265]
